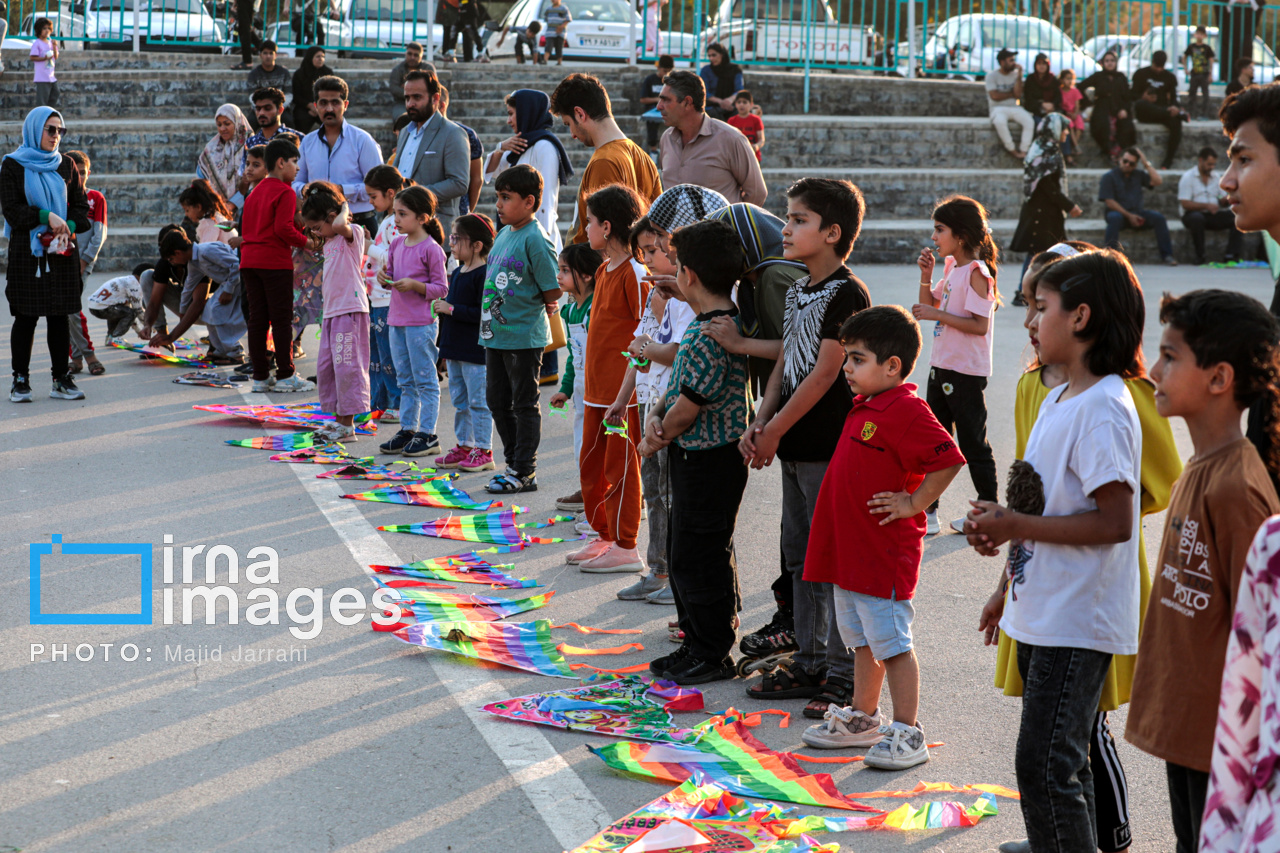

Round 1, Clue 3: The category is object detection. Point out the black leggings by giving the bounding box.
[925,366,998,510]
[12,313,71,380]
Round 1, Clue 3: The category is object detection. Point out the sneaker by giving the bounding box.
[314,422,356,443]
[555,489,585,512]
[925,510,940,536]
[646,584,675,605]
[739,610,798,658]
[271,374,314,393]
[434,445,472,468]
[380,429,415,455]
[997,842,1031,853]
[617,572,666,600]
[1163,255,1180,267]
[380,409,400,423]
[402,432,440,457]
[458,447,495,472]
[863,721,930,770]
[566,537,611,565]
[50,375,85,400]
[539,372,560,386]
[950,516,968,534]
[251,376,276,393]
[10,374,32,403]
[234,362,255,375]
[649,644,690,676]
[801,706,886,749]
[666,655,735,686]
[579,543,645,573]
[575,519,598,537]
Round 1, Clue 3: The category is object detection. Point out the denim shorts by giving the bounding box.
[832,587,915,661]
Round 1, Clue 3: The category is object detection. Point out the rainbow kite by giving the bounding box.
[173,371,236,388]
[317,463,446,481]
[483,676,705,744]
[381,589,554,623]
[341,481,498,510]
[270,446,373,465]
[370,548,538,588]
[194,403,379,434]
[226,432,327,450]
[112,340,213,367]
[379,508,531,544]
[391,620,577,678]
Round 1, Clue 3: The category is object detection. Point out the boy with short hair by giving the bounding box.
[543,0,571,65]
[65,149,108,375]
[87,262,153,344]
[801,304,965,768]
[1126,289,1280,853]
[639,219,752,686]
[1183,26,1215,118]
[513,20,543,64]
[246,41,290,94]
[481,164,561,493]
[150,229,247,364]
[727,90,764,162]
[30,18,58,108]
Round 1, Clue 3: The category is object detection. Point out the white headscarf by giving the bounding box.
[197,104,251,203]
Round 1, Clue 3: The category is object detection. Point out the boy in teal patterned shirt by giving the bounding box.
[639,220,752,685]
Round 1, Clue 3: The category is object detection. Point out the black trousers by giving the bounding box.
[667,441,748,662]
[237,0,257,64]
[242,267,296,381]
[1166,761,1209,853]
[11,314,70,379]
[1182,209,1244,262]
[485,346,543,476]
[1133,100,1183,167]
[925,366,998,510]
[1090,108,1136,156]
[1092,712,1133,852]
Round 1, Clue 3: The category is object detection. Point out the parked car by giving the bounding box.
[703,0,880,67]
[262,0,352,55]
[490,0,697,62]
[1080,34,1143,62]
[917,13,1099,81]
[19,0,228,48]
[1118,25,1279,87]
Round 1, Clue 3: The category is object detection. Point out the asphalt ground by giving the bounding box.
[2,261,1274,852]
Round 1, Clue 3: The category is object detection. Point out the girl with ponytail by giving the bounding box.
[912,194,1000,534]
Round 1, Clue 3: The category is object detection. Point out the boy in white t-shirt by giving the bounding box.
[87,263,153,344]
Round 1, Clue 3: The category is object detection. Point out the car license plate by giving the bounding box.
[579,36,621,47]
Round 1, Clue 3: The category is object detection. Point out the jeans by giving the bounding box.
[1015,641,1113,853]
[668,442,748,662]
[368,306,401,412]
[925,367,998,510]
[1181,209,1244,262]
[782,459,856,680]
[1103,209,1174,261]
[990,105,1035,153]
[11,314,71,379]
[1187,72,1212,117]
[1166,761,1209,853]
[243,267,297,381]
[90,305,143,339]
[1133,100,1183,167]
[389,323,441,435]
[447,358,492,450]
[485,346,543,476]
[638,401,671,574]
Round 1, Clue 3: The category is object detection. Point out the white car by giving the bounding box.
[30,0,230,48]
[343,0,438,55]
[919,13,1099,81]
[491,0,698,62]
[1080,34,1143,62]
[702,0,881,67]
[262,0,354,58]
[1118,25,1279,87]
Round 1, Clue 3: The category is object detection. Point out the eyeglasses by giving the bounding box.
[45,126,67,137]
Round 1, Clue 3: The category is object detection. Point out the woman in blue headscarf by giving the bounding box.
[483,88,574,253]
[1,106,90,402]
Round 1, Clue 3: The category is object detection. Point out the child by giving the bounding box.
[30,18,58,108]
[727,90,765,162]
[567,184,649,571]
[550,242,601,510]
[299,182,371,444]
[88,263,153,345]
[433,213,497,472]
[1183,26,1215,119]
[363,164,407,424]
[150,229,247,365]
[639,219,753,686]
[180,179,238,245]
[63,150,107,376]
[737,178,871,717]
[800,305,965,765]
[240,136,313,393]
[1124,291,1280,853]
[376,186,449,458]
[968,249,1146,852]
[544,0,571,65]
[914,195,999,536]
[513,21,543,64]
[1058,70,1084,163]
[479,164,561,493]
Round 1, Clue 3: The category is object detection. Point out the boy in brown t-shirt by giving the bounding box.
[1126,289,1280,853]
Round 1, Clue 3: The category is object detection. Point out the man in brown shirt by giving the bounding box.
[657,70,767,206]
[550,73,662,245]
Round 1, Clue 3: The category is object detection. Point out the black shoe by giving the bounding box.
[666,655,736,686]
[650,644,690,676]
[10,373,32,403]
[1011,290,1027,307]
[380,429,415,455]
[739,610,798,658]
[402,432,441,457]
[234,362,254,375]
[50,375,85,400]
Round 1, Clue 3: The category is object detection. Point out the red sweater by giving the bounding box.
[240,176,307,269]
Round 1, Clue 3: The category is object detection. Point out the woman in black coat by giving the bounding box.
[1079,51,1135,159]
[1011,112,1083,297]
[1023,53,1063,118]
[291,46,334,133]
[1,106,90,401]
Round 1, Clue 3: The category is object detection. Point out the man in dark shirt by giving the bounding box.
[639,54,675,150]
[1131,50,1188,168]
[1099,146,1176,264]
[1226,58,1255,97]
[246,41,290,96]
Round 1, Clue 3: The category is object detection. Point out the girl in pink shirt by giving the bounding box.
[300,181,370,443]
[1058,70,1085,164]
[911,195,1000,534]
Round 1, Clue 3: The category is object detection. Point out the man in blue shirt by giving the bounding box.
[1099,146,1177,266]
[293,75,384,235]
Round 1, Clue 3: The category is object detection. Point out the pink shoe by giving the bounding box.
[458,447,495,472]
[566,537,611,565]
[579,543,645,574]
[434,445,472,468]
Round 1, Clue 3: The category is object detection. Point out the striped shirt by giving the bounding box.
[664,307,752,450]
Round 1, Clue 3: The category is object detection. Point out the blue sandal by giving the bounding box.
[485,472,537,494]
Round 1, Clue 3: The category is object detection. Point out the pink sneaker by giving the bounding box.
[579,543,645,574]
[434,445,472,468]
[566,537,611,565]
[458,447,495,472]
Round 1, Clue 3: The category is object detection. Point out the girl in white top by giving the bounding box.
[968,249,1145,853]
[363,165,407,423]
[483,89,573,253]
[913,194,1000,534]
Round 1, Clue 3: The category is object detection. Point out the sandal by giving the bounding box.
[70,357,84,375]
[804,674,855,719]
[745,661,825,701]
[88,359,106,375]
[485,472,533,494]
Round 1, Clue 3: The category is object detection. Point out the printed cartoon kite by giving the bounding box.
[483,676,705,744]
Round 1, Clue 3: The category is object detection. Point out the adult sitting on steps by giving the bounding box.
[1099,146,1177,266]
[986,49,1035,160]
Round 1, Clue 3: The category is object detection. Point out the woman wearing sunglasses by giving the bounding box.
[1,106,90,402]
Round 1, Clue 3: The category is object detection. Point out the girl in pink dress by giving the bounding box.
[1058,69,1085,164]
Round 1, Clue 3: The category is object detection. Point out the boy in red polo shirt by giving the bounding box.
[801,304,965,769]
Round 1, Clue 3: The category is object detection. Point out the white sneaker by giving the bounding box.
[863,721,930,770]
[924,510,940,536]
[272,374,315,393]
[950,516,968,534]
[801,706,885,749]
[575,519,598,537]
[251,375,276,393]
[314,422,356,443]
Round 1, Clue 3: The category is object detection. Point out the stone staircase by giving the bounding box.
[0,53,1246,272]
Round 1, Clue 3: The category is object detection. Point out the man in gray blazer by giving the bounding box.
[393,69,470,237]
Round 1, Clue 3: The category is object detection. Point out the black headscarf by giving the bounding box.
[707,57,743,101]
[506,89,573,184]
[292,46,334,104]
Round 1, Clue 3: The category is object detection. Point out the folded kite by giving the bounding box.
[226,432,327,450]
[370,547,538,589]
[112,340,213,367]
[173,371,236,388]
[317,463,447,481]
[342,481,498,510]
[194,403,379,434]
[379,508,531,544]
[391,620,646,678]
[270,446,374,465]
[381,588,554,623]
